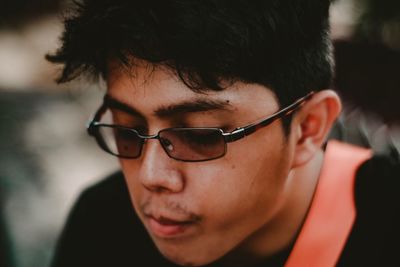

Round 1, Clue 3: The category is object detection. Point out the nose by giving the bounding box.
[137,138,185,193]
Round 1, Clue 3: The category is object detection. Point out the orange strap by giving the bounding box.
[285,140,372,267]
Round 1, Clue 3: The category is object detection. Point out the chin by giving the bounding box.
[162,252,213,267]
[156,243,221,267]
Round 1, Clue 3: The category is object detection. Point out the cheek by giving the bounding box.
[199,152,287,230]
[206,124,289,210]
[118,160,145,213]
[185,131,290,251]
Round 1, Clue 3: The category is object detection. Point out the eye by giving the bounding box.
[114,128,139,140]
[183,129,222,146]
[112,127,143,156]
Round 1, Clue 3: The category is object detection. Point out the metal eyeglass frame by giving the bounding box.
[87,91,314,162]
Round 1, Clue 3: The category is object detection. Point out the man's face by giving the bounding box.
[107,64,295,266]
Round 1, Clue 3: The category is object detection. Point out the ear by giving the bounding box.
[290,90,342,168]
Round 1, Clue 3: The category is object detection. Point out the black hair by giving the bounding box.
[48,0,333,128]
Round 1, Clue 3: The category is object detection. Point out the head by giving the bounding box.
[49,0,341,265]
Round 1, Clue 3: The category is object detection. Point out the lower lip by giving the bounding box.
[148,217,193,238]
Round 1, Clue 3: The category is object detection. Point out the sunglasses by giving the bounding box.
[87,92,313,162]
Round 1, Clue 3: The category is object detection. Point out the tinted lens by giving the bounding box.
[95,125,143,158]
[159,128,226,161]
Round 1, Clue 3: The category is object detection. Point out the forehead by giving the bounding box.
[106,62,279,116]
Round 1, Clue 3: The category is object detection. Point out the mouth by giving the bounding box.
[146,215,198,238]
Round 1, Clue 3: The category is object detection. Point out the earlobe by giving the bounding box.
[291,90,342,168]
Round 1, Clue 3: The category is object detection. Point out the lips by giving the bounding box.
[147,215,196,238]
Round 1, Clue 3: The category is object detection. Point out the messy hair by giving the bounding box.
[48,0,333,107]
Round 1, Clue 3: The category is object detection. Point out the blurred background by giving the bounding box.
[0,0,399,266]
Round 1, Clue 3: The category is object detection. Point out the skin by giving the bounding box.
[106,62,341,266]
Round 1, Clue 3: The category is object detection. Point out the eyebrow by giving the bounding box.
[154,98,233,118]
[104,94,143,118]
[104,94,233,119]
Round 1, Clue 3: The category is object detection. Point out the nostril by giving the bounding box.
[143,183,167,193]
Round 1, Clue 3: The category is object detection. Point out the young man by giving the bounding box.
[48,0,399,266]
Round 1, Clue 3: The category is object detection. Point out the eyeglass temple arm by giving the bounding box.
[223,92,314,143]
[87,100,108,136]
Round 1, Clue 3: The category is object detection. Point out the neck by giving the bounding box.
[222,150,325,267]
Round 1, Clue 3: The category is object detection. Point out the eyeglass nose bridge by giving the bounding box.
[135,131,175,158]
[136,132,159,140]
